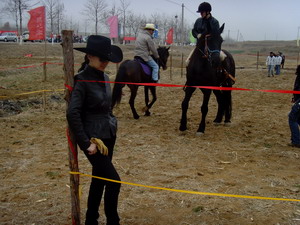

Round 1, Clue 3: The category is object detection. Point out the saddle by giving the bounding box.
[134,56,152,76]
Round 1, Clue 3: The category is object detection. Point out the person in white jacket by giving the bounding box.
[266,52,275,77]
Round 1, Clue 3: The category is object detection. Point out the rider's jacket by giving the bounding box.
[192,15,220,38]
[67,65,117,151]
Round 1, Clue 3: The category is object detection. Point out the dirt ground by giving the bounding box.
[0,42,300,225]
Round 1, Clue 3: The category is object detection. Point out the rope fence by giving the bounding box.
[1,80,300,99]
[69,171,300,203]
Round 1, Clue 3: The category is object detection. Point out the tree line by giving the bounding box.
[0,0,193,44]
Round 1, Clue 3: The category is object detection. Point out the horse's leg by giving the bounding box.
[213,90,225,124]
[197,89,212,134]
[224,90,232,123]
[128,85,140,119]
[179,86,196,131]
[143,86,156,116]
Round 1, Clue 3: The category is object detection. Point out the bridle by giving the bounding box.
[157,50,168,69]
[197,35,220,60]
[158,57,166,69]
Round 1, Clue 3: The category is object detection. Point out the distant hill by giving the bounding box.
[224,40,299,57]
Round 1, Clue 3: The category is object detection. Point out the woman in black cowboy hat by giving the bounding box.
[67,35,123,225]
[288,65,300,148]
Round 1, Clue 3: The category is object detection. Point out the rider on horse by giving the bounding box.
[188,2,222,69]
[134,23,160,83]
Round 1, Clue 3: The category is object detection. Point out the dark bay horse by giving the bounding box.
[112,46,170,119]
[179,24,236,134]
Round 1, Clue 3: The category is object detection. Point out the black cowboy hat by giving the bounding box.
[74,35,123,63]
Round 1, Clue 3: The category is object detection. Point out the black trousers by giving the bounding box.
[84,136,121,225]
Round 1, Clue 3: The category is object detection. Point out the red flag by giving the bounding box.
[27,6,46,40]
[166,28,174,45]
[107,16,118,38]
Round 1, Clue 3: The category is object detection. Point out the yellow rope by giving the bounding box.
[0,89,64,98]
[70,171,300,202]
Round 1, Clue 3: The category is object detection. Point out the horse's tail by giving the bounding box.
[111,60,129,108]
[221,49,235,122]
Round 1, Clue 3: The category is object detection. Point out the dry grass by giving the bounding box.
[0,41,300,225]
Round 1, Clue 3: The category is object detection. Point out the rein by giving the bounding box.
[158,55,166,69]
[197,36,220,59]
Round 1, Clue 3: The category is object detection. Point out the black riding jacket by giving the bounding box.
[294,74,300,101]
[192,15,220,38]
[67,65,117,151]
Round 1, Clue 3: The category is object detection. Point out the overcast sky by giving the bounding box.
[61,0,300,41]
[1,0,300,41]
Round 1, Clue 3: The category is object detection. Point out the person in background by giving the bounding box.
[275,53,282,75]
[134,23,160,82]
[288,65,300,148]
[67,35,123,225]
[191,2,221,68]
[279,52,285,69]
[266,52,275,77]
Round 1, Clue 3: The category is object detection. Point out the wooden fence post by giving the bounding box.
[256,51,259,70]
[43,40,47,81]
[181,52,184,78]
[62,30,80,225]
[169,50,173,80]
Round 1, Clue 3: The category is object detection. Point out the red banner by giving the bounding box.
[27,6,46,40]
[123,37,136,41]
[107,16,118,38]
[166,28,174,45]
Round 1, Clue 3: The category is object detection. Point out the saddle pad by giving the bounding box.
[220,50,227,61]
[134,57,151,76]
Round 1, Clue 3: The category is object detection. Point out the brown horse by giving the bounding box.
[179,24,236,134]
[112,46,170,119]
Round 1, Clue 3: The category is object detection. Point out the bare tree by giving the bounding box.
[55,0,64,35]
[2,22,12,30]
[3,0,20,33]
[84,0,107,35]
[43,0,58,34]
[126,13,145,37]
[118,0,130,38]
[107,2,118,16]
[17,0,31,35]
[103,3,119,30]
[2,0,32,35]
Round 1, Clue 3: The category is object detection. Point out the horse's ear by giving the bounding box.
[219,23,225,34]
[167,46,170,50]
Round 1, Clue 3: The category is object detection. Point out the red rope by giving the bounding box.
[66,128,78,162]
[75,80,300,94]
[64,83,74,92]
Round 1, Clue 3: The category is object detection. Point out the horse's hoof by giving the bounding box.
[224,121,231,126]
[134,115,140,119]
[179,125,187,132]
[142,106,149,113]
[196,131,204,136]
[213,122,222,126]
[144,112,151,116]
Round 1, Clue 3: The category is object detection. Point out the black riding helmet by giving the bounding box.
[197,2,212,13]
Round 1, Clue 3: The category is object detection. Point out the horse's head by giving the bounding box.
[157,46,170,70]
[196,23,225,57]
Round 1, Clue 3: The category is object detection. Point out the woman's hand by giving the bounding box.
[87,143,97,155]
